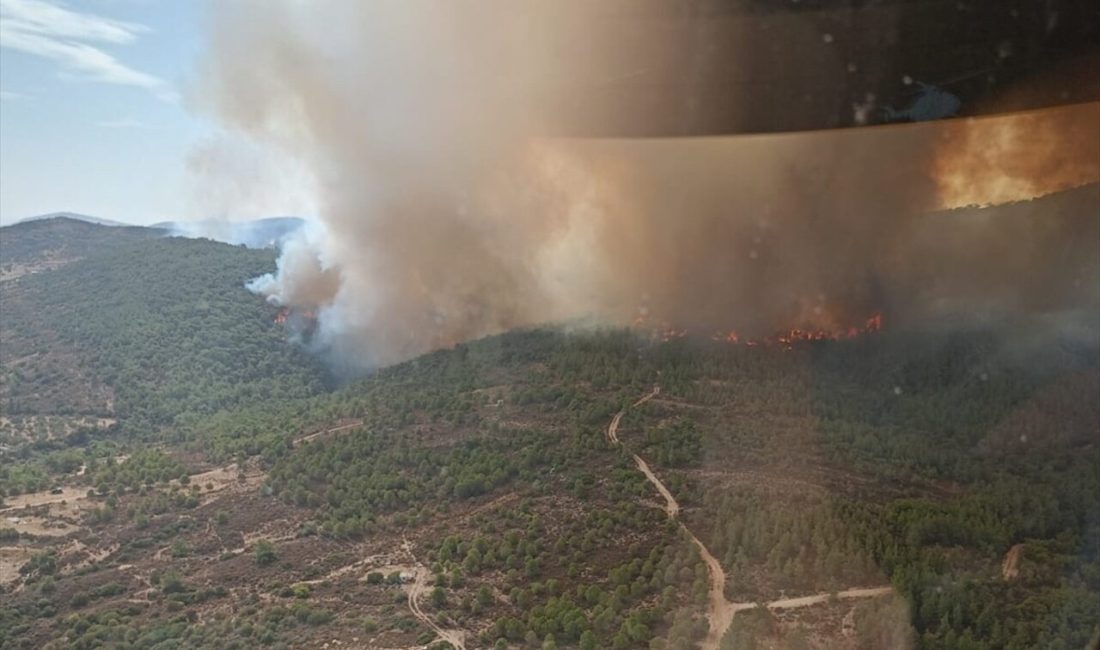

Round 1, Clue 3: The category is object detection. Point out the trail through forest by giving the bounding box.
[402,538,467,650]
[294,419,364,446]
[608,385,892,649]
[606,385,735,650]
[766,586,893,610]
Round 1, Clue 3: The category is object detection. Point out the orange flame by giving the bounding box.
[273,307,318,326]
[934,102,1099,209]
[654,312,884,349]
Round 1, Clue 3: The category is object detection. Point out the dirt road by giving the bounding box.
[606,385,892,649]
[606,386,660,444]
[0,486,88,513]
[1001,543,1023,580]
[764,586,893,610]
[294,419,364,446]
[631,454,680,519]
[403,539,466,650]
[691,534,744,649]
[606,385,733,649]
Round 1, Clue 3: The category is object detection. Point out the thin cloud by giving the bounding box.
[0,0,176,101]
[1,0,146,43]
[0,89,30,101]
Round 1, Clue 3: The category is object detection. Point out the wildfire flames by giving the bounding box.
[273,307,317,327]
[933,102,1100,209]
[640,312,884,348]
[209,0,1100,373]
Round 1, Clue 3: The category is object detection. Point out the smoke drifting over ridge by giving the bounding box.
[198,2,1100,369]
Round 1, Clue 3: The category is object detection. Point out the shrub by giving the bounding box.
[254,540,277,566]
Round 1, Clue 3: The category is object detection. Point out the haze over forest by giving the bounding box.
[1,2,1098,650]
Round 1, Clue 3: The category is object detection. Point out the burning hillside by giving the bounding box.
[197,3,1099,371]
[641,312,884,347]
[273,307,319,338]
[718,312,884,349]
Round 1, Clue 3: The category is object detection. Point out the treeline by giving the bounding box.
[0,435,120,498]
[90,450,187,493]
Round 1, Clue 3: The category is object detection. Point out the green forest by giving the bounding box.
[1,220,1097,649]
[1,226,329,497]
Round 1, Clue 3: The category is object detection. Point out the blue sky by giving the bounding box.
[0,0,216,225]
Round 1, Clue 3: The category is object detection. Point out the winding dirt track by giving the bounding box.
[607,386,735,649]
[607,385,892,650]
[403,539,467,650]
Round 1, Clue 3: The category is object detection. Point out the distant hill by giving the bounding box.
[152,216,306,249]
[14,212,134,227]
[0,218,164,280]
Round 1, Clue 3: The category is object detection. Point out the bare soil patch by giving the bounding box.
[0,546,33,584]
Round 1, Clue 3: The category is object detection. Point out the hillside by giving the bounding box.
[0,217,1098,650]
[0,218,163,281]
[0,223,329,495]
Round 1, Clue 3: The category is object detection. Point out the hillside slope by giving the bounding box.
[0,211,1097,650]
[0,225,329,495]
[2,323,1097,650]
[0,218,162,281]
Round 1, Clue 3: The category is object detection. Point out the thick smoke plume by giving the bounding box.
[198,2,1100,369]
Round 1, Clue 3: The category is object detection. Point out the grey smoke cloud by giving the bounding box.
[196,1,1100,369]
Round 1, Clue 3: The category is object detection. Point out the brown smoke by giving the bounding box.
[197,2,1100,369]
